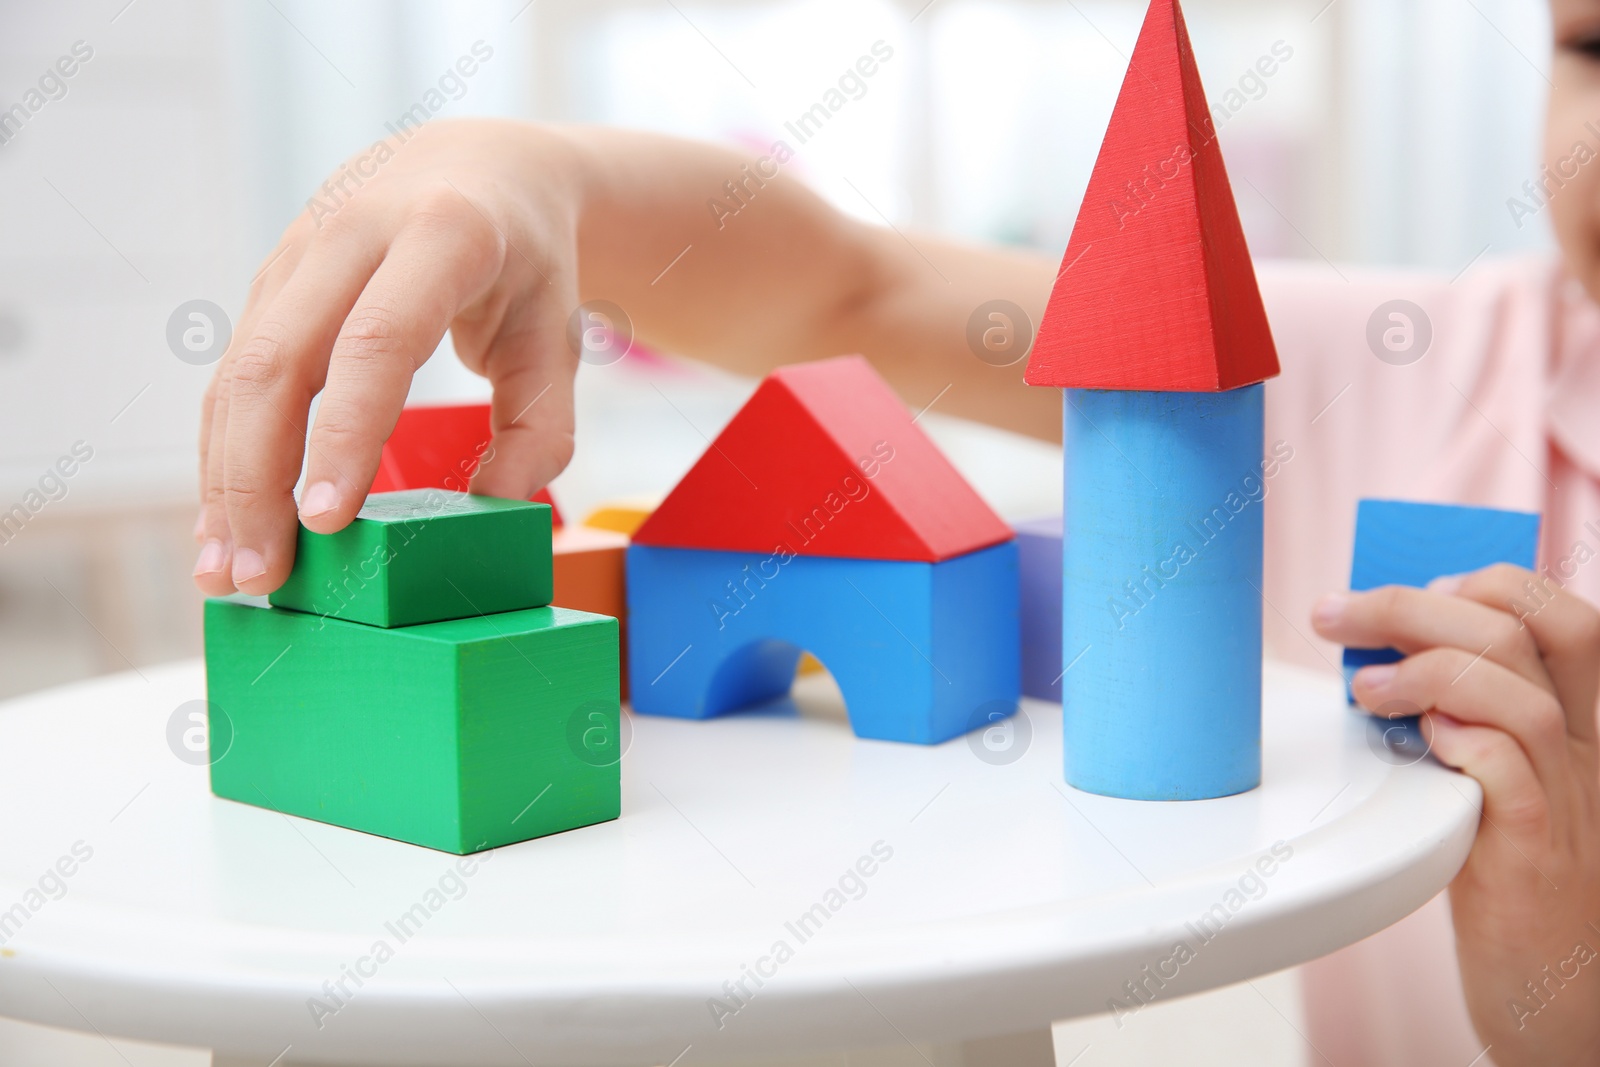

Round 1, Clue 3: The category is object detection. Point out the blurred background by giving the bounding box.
[0,0,1554,1062]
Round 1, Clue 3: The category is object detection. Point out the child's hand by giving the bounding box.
[194,119,582,596]
[1312,566,1600,1065]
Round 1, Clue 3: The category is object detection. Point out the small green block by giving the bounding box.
[204,596,620,854]
[269,489,553,628]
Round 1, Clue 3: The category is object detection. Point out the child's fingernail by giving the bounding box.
[193,540,228,577]
[1428,574,1464,595]
[1313,593,1349,626]
[301,481,340,519]
[1356,664,1397,693]
[232,548,267,585]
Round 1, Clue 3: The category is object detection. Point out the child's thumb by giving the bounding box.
[470,298,578,500]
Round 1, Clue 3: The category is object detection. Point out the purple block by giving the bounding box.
[1016,515,1063,702]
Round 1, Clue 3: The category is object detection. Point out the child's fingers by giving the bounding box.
[196,369,247,595]
[1313,584,1554,695]
[194,368,240,595]
[1353,648,1572,803]
[300,207,505,534]
[194,239,306,593]
[471,279,580,500]
[1422,712,1552,847]
[221,233,387,595]
[196,378,216,547]
[1439,564,1600,744]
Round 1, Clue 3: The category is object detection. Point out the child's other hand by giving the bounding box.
[194,119,580,596]
[1312,566,1600,1065]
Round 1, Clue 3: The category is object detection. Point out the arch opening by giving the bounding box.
[703,638,848,727]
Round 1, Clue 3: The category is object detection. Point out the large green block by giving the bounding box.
[269,489,553,628]
[204,597,620,854]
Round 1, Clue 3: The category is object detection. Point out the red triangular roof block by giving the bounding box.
[633,356,1012,562]
[1024,0,1280,392]
[372,401,562,524]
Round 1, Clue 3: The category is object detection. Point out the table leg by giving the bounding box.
[943,1029,1058,1066]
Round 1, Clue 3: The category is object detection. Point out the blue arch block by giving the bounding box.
[627,542,1020,744]
[1062,385,1265,801]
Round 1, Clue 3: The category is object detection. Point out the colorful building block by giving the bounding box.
[583,495,661,537]
[270,490,553,628]
[1024,0,1280,800]
[628,542,1019,744]
[552,524,631,699]
[627,356,1018,742]
[633,356,1012,562]
[1024,0,1280,393]
[373,400,562,523]
[205,598,619,854]
[1061,387,1265,800]
[1016,516,1064,702]
[1343,499,1541,685]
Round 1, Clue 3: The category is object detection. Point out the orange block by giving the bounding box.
[582,495,661,537]
[552,525,630,699]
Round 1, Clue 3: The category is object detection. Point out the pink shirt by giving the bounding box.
[1258,255,1600,1065]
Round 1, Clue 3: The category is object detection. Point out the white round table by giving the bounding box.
[0,659,1479,1067]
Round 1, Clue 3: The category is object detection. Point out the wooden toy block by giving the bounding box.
[633,355,1012,562]
[1062,385,1265,801]
[1022,0,1280,392]
[627,542,1020,745]
[1023,0,1282,800]
[552,524,631,699]
[373,401,562,523]
[1016,516,1064,702]
[582,495,661,537]
[1343,500,1541,686]
[205,597,620,854]
[270,489,553,628]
